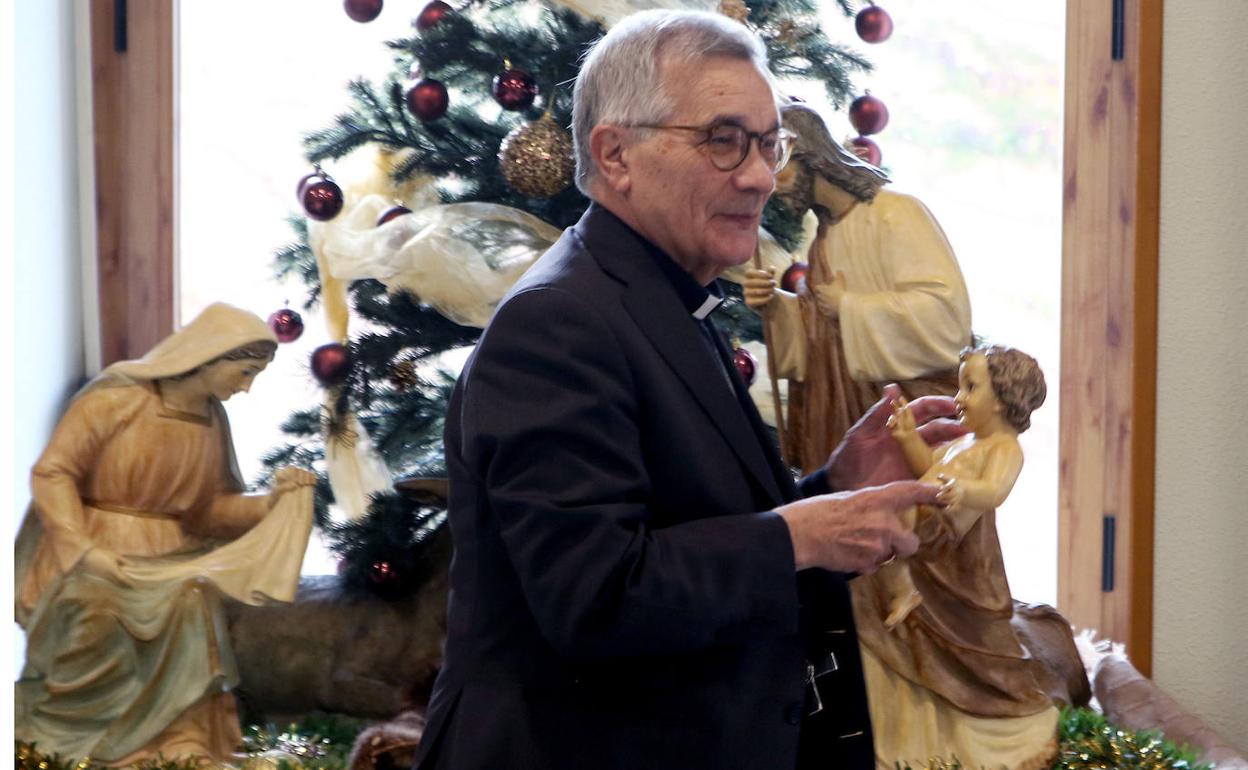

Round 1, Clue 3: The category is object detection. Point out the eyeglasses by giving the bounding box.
[629,122,797,173]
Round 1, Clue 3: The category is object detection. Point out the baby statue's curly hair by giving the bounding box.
[960,344,1047,433]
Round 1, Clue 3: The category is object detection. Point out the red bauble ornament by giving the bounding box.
[344,0,383,23]
[492,68,539,111]
[302,177,344,221]
[855,3,893,44]
[406,78,449,121]
[267,307,305,343]
[733,347,757,388]
[415,0,452,30]
[370,560,398,585]
[377,204,413,226]
[849,92,889,136]
[295,170,323,202]
[780,262,809,293]
[849,135,882,166]
[311,343,352,387]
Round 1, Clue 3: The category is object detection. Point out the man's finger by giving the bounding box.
[906,395,958,424]
[917,418,967,447]
[860,384,902,431]
[890,528,920,559]
[871,480,941,510]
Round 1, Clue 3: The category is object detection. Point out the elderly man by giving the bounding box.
[414,11,957,770]
[745,104,973,474]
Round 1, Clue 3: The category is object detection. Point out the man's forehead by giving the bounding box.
[660,55,778,123]
[708,112,782,129]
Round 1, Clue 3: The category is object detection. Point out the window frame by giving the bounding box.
[89,0,1164,673]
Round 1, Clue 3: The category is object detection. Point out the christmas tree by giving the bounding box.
[264,0,872,595]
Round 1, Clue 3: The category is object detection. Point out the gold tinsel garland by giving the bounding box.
[14,708,1210,770]
[1057,724,1196,770]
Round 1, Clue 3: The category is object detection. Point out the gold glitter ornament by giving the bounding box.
[718,0,749,23]
[388,354,420,391]
[774,18,807,48]
[498,113,575,199]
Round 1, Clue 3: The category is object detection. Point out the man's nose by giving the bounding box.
[733,140,776,193]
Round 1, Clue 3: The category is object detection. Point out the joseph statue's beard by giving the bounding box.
[773,162,815,216]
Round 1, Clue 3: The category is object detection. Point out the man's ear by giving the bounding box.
[590,124,631,195]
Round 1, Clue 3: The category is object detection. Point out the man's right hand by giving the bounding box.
[777,481,937,573]
[743,267,778,316]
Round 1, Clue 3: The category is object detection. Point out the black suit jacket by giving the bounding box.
[415,204,873,770]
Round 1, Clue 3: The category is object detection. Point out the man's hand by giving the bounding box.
[825,384,965,491]
[81,547,132,586]
[743,267,778,316]
[778,481,936,573]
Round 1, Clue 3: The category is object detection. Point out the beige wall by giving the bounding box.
[1153,0,1248,751]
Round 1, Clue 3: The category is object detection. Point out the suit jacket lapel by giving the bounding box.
[574,206,786,506]
[704,323,801,503]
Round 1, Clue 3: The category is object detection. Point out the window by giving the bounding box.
[93,0,1162,670]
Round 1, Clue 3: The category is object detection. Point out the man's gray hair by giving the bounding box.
[572,10,774,196]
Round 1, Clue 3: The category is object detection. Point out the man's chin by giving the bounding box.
[711,222,760,247]
[716,242,759,269]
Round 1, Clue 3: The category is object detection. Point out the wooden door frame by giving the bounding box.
[89,0,176,366]
[88,0,1164,673]
[1059,0,1161,675]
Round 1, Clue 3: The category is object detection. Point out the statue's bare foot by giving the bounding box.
[884,592,923,629]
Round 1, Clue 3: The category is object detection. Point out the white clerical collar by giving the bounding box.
[692,295,722,320]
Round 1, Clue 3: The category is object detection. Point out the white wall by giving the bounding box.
[12,0,86,525]
[1153,0,1248,752]
[10,0,89,690]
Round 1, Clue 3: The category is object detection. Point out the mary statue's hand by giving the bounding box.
[268,466,318,509]
[81,547,132,586]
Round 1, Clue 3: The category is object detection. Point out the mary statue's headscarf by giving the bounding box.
[90,302,278,391]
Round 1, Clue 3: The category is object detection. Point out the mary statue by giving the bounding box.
[15,303,318,765]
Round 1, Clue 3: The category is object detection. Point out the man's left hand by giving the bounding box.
[824,383,965,491]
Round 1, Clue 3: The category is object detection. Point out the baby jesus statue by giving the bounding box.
[850,343,1058,769]
[877,344,1047,629]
